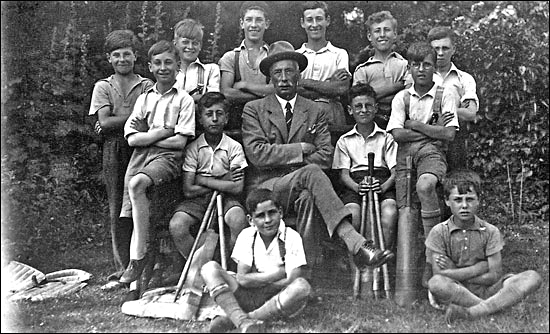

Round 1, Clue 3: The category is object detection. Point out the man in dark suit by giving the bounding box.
[241,41,394,276]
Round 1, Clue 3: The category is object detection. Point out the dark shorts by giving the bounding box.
[395,141,447,209]
[234,284,282,312]
[173,191,244,222]
[340,169,396,205]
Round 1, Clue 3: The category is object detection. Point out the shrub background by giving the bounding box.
[1,1,548,265]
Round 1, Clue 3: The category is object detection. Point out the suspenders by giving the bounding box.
[403,86,445,123]
[251,227,287,269]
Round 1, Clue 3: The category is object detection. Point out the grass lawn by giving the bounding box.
[2,184,549,333]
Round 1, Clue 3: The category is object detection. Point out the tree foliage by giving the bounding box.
[1,1,548,258]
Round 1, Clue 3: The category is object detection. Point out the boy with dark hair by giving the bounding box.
[427,26,479,171]
[296,0,351,129]
[218,1,275,130]
[386,41,459,287]
[426,169,542,325]
[89,29,154,289]
[118,40,195,284]
[201,188,312,333]
[333,83,398,258]
[353,11,410,129]
[173,18,220,103]
[169,92,248,264]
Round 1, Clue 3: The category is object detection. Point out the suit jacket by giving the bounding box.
[242,94,334,189]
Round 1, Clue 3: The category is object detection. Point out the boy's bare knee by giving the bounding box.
[200,260,221,278]
[289,277,312,299]
[428,274,448,293]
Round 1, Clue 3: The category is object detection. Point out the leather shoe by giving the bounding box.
[209,315,235,333]
[239,319,265,333]
[119,258,146,284]
[353,241,394,270]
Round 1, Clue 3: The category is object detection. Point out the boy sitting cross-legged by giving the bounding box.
[200,188,312,333]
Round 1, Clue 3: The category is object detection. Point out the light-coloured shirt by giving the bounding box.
[124,83,195,140]
[352,52,409,92]
[425,216,504,268]
[89,74,153,116]
[218,40,269,84]
[231,220,307,275]
[433,62,479,111]
[332,123,397,172]
[275,94,297,118]
[175,59,220,95]
[182,133,248,177]
[387,84,459,133]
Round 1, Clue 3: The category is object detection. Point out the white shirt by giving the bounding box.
[275,94,297,118]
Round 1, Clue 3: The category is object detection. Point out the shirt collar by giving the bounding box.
[151,81,183,95]
[436,62,461,79]
[196,133,230,151]
[408,83,439,99]
[342,123,386,139]
[447,215,487,232]
[275,94,297,112]
[237,40,270,52]
[298,41,336,54]
[180,58,205,72]
[365,51,405,64]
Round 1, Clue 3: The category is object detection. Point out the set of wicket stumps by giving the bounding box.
[353,152,391,300]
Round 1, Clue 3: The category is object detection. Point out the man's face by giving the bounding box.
[199,102,227,136]
[240,9,270,43]
[270,59,300,100]
[107,47,136,75]
[430,37,455,70]
[300,8,330,41]
[174,36,202,65]
[410,53,435,87]
[349,95,377,125]
[148,51,180,85]
[445,186,479,225]
[368,19,396,53]
[248,200,282,239]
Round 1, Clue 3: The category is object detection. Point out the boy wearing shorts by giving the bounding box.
[426,170,542,325]
[119,40,195,284]
[332,83,398,254]
[169,92,248,265]
[201,188,312,333]
[386,41,458,287]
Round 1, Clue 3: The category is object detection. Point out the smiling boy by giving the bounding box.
[119,40,195,284]
[425,170,542,325]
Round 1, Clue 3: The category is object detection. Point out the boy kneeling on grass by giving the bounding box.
[425,169,542,325]
[200,188,312,333]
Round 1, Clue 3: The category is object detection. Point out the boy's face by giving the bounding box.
[349,95,377,125]
[199,102,228,135]
[107,47,136,75]
[240,9,270,43]
[270,60,300,100]
[248,200,282,239]
[174,36,202,65]
[445,186,479,225]
[148,51,180,85]
[410,53,435,87]
[368,19,396,53]
[301,8,330,41]
[430,37,455,70]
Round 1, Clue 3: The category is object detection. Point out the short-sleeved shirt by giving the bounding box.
[175,59,220,95]
[182,133,248,177]
[231,221,307,275]
[218,40,269,85]
[386,84,459,133]
[332,123,397,173]
[124,83,195,141]
[352,52,409,93]
[88,74,153,116]
[425,216,504,268]
[433,62,479,111]
[296,41,350,102]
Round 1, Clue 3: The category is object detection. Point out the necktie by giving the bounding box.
[285,102,293,132]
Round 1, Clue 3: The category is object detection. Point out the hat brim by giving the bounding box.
[259,52,308,76]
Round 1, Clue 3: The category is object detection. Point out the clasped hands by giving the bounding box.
[357,177,382,196]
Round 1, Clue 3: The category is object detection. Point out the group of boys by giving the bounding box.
[88,1,541,332]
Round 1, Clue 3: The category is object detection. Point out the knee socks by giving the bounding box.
[468,283,523,318]
[209,283,248,328]
[421,209,441,239]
